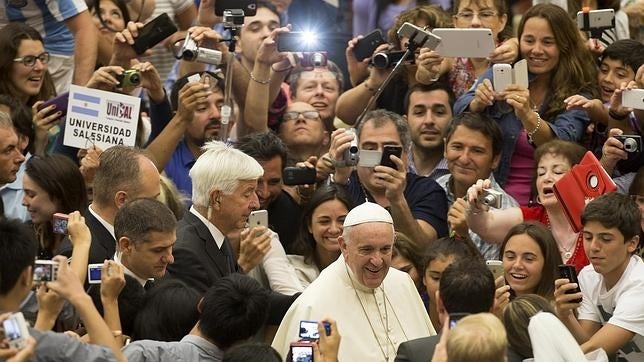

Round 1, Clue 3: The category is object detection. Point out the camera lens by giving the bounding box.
[129,73,141,86]
[372,52,390,69]
[623,138,637,152]
[482,194,496,206]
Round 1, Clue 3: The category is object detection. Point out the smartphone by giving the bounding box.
[290,342,314,362]
[513,59,529,89]
[298,320,330,340]
[37,92,69,119]
[577,9,615,30]
[353,29,386,61]
[215,0,257,16]
[558,264,582,303]
[277,32,325,53]
[87,263,103,284]
[132,13,178,55]
[622,89,644,110]
[397,22,441,50]
[486,260,505,281]
[52,213,69,234]
[448,313,469,329]
[2,312,30,350]
[283,167,316,186]
[493,63,512,92]
[248,210,268,229]
[433,28,495,58]
[380,145,403,170]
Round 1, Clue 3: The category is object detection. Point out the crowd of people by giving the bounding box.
[0,0,643,361]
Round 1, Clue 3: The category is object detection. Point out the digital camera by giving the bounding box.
[33,260,59,282]
[52,213,69,234]
[300,52,328,68]
[372,50,407,69]
[479,189,503,209]
[614,135,642,154]
[178,32,223,65]
[116,69,141,88]
[2,312,30,350]
[343,128,359,166]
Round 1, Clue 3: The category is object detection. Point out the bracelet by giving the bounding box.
[363,81,377,93]
[609,109,629,121]
[271,63,294,73]
[527,111,542,144]
[249,72,270,85]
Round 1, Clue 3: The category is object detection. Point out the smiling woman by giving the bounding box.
[0,23,56,106]
[88,0,130,66]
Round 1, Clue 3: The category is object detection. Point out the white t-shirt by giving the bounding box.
[578,255,644,361]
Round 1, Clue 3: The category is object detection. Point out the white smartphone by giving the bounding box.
[513,59,529,89]
[576,9,615,30]
[432,28,495,58]
[2,312,30,350]
[622,89,644,110]
[486,260,505,281]
[493,63,513,92]
[397,22,442,50]
[248,210,268,229]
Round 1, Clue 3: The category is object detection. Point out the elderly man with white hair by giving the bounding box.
[272,202,435,361]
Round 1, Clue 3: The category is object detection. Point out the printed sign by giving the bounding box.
[63,85,140,150]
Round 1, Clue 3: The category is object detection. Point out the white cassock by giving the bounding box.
[272,255,436,361]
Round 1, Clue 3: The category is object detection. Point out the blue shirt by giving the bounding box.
[454,67,591,186]
[0,153,30,222]
[123,334,224,362]
[165,139,196,200]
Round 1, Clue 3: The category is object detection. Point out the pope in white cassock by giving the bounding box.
[272,202,436,361]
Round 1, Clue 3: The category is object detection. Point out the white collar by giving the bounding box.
[189,206,225,249]
[113,252,150,287]
[88,204,115,239]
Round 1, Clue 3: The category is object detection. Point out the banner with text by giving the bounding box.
[63,85,140,150]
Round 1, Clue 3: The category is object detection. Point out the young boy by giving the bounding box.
[555,193,644,361]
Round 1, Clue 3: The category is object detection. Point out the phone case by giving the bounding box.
[553,151,617,232]
[353,29,386,61]
[486,260,504,280]
[622,89,644,110]
[38,92,70,119]
[380,146,402,170]
[493,64,512,92]
[513,59,529,88]
[432,28,495,58]
[248,210,268,228]
[132,13,178,55]
[558,264,582,303]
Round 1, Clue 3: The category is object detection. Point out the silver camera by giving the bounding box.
[2,312,30,350]
[343,128,359,166]
[33,260,59,282]
[479,189,503,209]
[178,33,223,65]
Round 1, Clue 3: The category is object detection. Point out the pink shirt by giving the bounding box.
[505,129,535,206]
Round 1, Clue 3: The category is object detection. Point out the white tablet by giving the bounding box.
[432,28,496,58]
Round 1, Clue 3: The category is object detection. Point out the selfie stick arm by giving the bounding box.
[219,8,246,141]
[353,31,425,127]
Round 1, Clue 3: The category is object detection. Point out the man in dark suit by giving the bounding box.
[395,261,495,362]
[167,141,267,294]
[58,146,161,264]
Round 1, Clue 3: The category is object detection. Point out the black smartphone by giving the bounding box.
[380,145,403,170]
[215,0,257,16]
[132,13,178,55]
[283,167,316,186]
[277,32,325,53]
[448,312,469,329]
[558,264,582,303]
[353,29,386,61]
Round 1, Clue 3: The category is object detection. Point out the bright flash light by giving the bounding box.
[301,31,317,48]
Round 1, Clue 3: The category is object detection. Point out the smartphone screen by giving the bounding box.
[380,145,403,170]
[290,344,314,362]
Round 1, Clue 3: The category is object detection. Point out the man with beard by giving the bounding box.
[404,82,454,180]
[147,71,224,200]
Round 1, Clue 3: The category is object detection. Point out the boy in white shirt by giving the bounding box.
[555,193,644,361]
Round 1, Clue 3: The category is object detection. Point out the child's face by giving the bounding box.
[582,221,638,284]
[598,57,636,102]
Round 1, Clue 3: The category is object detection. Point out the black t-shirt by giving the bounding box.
[268,190,302,254]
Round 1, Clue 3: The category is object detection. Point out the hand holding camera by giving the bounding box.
[600,128,629,174]
[35,282,65,328]
[175,76,213,122]
[45,256,88,305]
[66,211,91,248]
[100,261,125,303]
[465,178,494,214]
[130,60,165,102]
[1,312,36,358]
[328,128,358,168]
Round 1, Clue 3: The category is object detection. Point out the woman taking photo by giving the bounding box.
[455,4,598,205]
[466,139,589,272]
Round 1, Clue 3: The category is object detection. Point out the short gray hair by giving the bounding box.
[190,141,264,207]
[356,109,411,151]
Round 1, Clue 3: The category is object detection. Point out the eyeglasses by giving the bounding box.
[13,52,50,67]
[455,11,499,23]
[283,111,320,121]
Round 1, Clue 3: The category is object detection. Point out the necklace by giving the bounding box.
[545,213,578,260]
[345,264,395,361]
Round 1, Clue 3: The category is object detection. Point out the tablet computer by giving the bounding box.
[432,28,496,58]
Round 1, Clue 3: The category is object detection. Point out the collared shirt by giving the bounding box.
[123,334,224,362]
[407,152,449,181]
[435,173,519,260]
[165,139,197,200]
[0,152,30,222]
[88,204,115,239]
[113,252,150,287]
[189,206,225,249]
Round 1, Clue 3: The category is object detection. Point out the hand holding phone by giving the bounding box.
[37,92,69,120]
[486,260,504,281]
[132,13,178,55]
[558,264,582,303]
[248,210,268,229]
[380,145,403,170]
[353,29,386,61]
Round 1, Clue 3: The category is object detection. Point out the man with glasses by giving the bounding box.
[278,101,330,163]
[0,113,26,218]
[0,0,97,92]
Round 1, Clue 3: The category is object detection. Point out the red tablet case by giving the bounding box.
[553,151,617,232]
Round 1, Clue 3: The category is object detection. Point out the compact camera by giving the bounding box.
[88,263,106,284]
[177,32,223,65]
[52,213,69,234]
[299,320,331,340]
[300,51,328,68]
[343,128,359,166]
[479,189,503,209]
[2,312,30,350]
[614,135,642,154]
[372,50,407,69]
[283,167,316,186]
[116,69,141,88]
[33,260,59,282]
